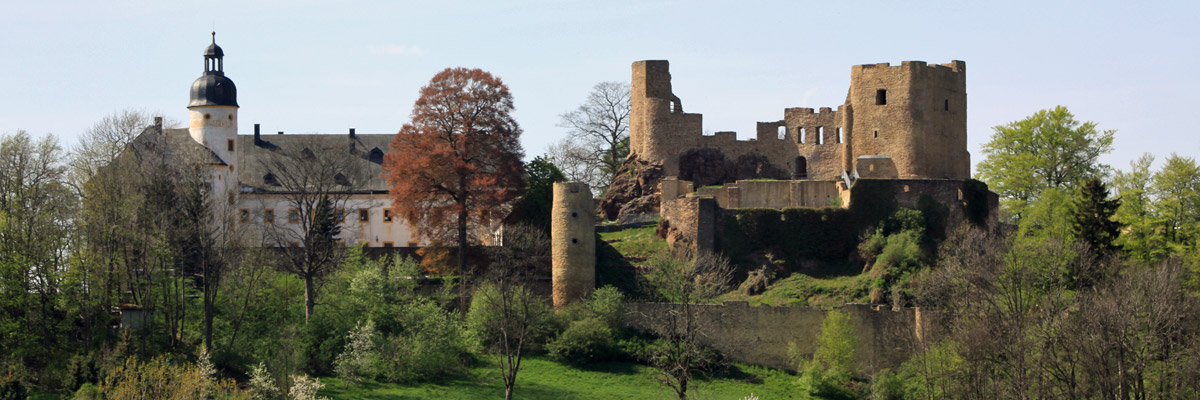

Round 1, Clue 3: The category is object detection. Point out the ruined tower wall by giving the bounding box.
[551,182,595,308]
[630,60,702,177]
[848,61,968,180]
[784,107,849,179]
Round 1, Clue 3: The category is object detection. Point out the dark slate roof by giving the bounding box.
[127,127,227,165]
[205,43,224,58]
[237,133,394,193]
[189,74,238,107]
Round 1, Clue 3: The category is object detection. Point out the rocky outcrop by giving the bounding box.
[599,155,664,221]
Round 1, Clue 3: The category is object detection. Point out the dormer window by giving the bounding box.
[334,173,350,186]
[264,173,279,186]
[368,148,384,164]
[300,148,315,159]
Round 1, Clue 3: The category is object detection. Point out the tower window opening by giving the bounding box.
[227,139,235,152]
[944,99,949,111]
[798,127,806,144]
[876,89,887,105]
[204,113,212,120]
[874,130,879,139]
[817,127,825,145]
[837,128,843,143]
[777,126,786,140]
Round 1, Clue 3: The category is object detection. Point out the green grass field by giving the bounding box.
[319,354,805,399]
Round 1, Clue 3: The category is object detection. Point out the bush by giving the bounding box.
[288,374,328,400]
[72,382,101,400]
[0,370,26,400]
[800,310,863,398]
[467,283,555,353]
[333,320,376,384]
[547,318,617,364]
[99,355,240,400]
[247,362,280,400]
[374,298,470,383]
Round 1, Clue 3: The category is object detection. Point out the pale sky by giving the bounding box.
[2,0,1197,175]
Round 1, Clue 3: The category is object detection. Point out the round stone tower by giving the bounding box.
[551,182,595,308]
[188,32,239,169]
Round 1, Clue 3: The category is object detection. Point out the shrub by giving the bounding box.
[99,355,240,400]
[288,374,328,400]
[0,369,26,400]
[870,368,905,400]
[547,317,617,363]
[467,283,555,352]
[72,382,101,400]
[374,298,470,383]
[247,362,280,400]
[333,320,376,384]
[800,310,862,398]
[961,179,990,227]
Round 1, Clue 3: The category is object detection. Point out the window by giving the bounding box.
[264,209,275,223]
[383,209,393,222]
[382,241,394,248]
[817,127,825,145]
[944,99,949,111]
[358,209,369,222]
[227,139,235,152]
[264,173,278,186]
[239,209,249,223]
[407,241,418,247]
[336,208,345,224]
[334,173,349,186]
[288,209,300,224]
[777,126,786,140]
[876,89,887,105]
[798,127,806,144]
[368,148,384,163]
[874,130,879,139]
[836,127,843,143]
[204,113,212,120]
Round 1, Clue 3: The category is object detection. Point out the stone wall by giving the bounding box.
[625,301,922,372]
[628,59,969,183]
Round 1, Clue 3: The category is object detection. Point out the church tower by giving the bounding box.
[188,32,239,169]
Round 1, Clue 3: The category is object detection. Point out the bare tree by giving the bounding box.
[258,139,369,323]
[69,109,179,192]
[470,224,553,400]
[552,81,631,193]
[638,249,735,400]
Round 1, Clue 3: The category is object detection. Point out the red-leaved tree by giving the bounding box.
[385,67,525,279]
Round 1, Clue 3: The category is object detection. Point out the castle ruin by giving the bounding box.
[630,60,970,183]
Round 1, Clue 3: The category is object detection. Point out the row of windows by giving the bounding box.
[238,208,395,224]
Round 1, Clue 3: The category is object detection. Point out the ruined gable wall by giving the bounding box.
[785,107,849,179]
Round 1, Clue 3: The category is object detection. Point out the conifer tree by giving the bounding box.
[1071,178,1122,254]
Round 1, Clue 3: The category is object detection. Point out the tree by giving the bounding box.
[551,81,631,193]
[469,224,554,400]
[258,140,369,324]
[68,109,178,192]
[640,250,735,400]
[976,106,1114,220]
[1070,178,1122,255]
[1112,154,1166,263]
[505,156,565,232]
[0,130,75,374]
[385,67,525,284]
[1150,153,1200,245]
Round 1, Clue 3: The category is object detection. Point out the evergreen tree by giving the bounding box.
[1071,178,1122,254]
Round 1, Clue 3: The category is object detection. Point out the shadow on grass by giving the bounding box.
[595,237,641,295]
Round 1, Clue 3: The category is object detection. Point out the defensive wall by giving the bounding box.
[625,301,924,372]
[629,60,969,184]
[658,178,999,256]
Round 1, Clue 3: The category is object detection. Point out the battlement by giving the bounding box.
[853,60,965,74]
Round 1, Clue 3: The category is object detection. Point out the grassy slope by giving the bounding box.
[319,354,804,399]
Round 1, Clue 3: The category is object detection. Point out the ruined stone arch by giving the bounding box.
[793,156,808,179]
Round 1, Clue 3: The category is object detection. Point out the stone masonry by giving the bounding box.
[629,60,969,183]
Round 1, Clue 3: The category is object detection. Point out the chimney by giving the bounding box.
[349,128,356,138]
[154,117,163,133]
[254,123,262,144]
[278,131,284,135]
[349,128,356,151]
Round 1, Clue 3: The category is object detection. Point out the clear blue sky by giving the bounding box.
[2,0,1197,174]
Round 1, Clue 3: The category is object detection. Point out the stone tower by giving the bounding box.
[847,61,968,180]
[551,182,595,308]
[188,32,239,171]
